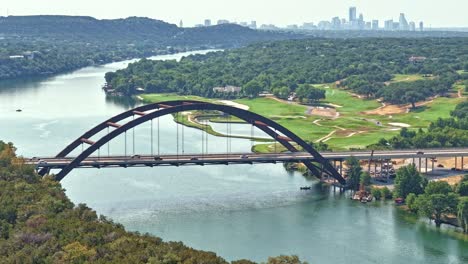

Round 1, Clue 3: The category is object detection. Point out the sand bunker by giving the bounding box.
[388,122,411,128]
[309,106,338,118]
[218,100,249,110]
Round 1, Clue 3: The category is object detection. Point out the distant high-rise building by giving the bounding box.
[384,20,394,31]
[419,21,424,31]
[318,21,331,30]
[217,19,229,25]
[372,20,379,30]
[409,22,416,31]
[331,17,341,29]
[250,21,257,29]
[301,22,316,30]
[349,7,357,22]
[399,13,409,30]
[204,19,211,27]
[365,22,372,30]
[179,20,183,28]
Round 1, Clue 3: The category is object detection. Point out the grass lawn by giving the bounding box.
[313,83,380,114]
[140,88,465,151]
[391,74,428,83]
[236,97,308,117]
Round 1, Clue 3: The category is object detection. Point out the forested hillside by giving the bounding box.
[106,38,468,106]
[0,16,299,80]
[0,141,304,263]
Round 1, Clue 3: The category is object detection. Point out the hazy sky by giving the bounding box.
[2,0,467,27]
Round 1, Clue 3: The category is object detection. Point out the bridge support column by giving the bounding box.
[462,156,464,171]
[374,161,377,176]
[455,156,458,170]
[425,158,428,174]
[339,160,343,175]
[431,158,435,175]
[418,158,422,173]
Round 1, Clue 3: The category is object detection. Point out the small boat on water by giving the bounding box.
[16,109,22,112]
[300,186,311,190]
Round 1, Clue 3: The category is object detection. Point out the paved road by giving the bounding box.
[25,148,468,170]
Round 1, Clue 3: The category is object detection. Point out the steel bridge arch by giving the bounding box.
[44,100,346,184]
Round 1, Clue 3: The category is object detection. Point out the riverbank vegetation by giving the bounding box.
[390,163,468,232]
[0,16,296,80]
[0,140,307,263]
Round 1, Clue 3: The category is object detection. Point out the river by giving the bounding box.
[0,51,467,264]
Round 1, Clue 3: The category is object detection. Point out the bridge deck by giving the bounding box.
[25,148,468,170]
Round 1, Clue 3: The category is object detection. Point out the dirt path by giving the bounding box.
[363,96,437,115]
[315,130,337,143]
[345,131,365,138]
[313,119,323,127]
[218,100,250,110]
[458,88,466,98]
[267,95,340,118]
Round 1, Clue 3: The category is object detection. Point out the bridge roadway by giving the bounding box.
[26,148,468,170]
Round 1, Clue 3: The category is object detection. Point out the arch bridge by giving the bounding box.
[36,100,346,184]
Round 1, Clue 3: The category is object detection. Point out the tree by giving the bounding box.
[393,164,427,199]
[346,156,362,191]
[360,172,371,188]
[380,187,393,200]
[267,255,308,264]
[406,193,418,212]
[243,80,262,98]
[371,187,382,200]
[458,197,468,233]
[416,193,459,227]
[403,90,425,109]
[273,86,291,99]
[424,181,452,195]
[104,71,117,83]
[456,178,468,196]
[295,84,325,104]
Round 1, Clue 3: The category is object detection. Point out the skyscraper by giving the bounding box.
[372,20,379,30]
[349,7,357,22]
[204,19,211,27]
[399,13,409,30]
[384,20,394,31]
[409,22,416,31]
[179,20,183,28]
[419,21,424,31]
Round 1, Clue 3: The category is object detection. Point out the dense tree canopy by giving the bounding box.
[393,164,427,199]
[0,16,298,80]
[107,38,467,101]
[0,141,304,263]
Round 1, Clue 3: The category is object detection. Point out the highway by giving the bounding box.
[25,148,468,170]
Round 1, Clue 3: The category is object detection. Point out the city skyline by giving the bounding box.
[196,7,425,32]
[1,0,467,28]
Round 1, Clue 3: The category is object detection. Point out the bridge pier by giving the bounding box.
[418,157,422,173]
[431,158,435,175]
[425,158,428,174]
